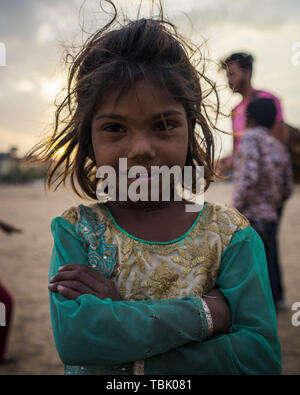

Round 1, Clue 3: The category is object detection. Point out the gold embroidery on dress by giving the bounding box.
[82,201,250,303]
[61,206,79,225]
[143,249,153,267]
[141,261,188,299]
[121,237,136,263]
[173,238,206,275]
[129,272,140,299]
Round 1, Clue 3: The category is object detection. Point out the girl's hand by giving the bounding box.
[203,288,231,336]
[48,264,121,301]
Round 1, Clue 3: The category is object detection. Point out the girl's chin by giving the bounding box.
[109,200,172,210]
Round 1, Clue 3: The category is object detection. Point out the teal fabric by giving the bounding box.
[49,217,208,372]
[76,204,117,276]
[144,226,281,374]
[49,216,281,375]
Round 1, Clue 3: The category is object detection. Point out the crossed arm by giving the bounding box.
[48,216,281,374]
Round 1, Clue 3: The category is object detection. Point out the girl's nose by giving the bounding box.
[127,134,156,161]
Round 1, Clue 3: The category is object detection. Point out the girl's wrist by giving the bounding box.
[202,289,232,336]
[201,297,214,338]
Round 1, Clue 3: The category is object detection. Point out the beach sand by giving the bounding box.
[0,182,299,375]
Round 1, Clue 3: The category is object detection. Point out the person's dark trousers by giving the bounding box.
[0,281,14,361]
[248,218,282,309]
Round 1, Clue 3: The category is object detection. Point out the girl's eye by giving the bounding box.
[154,121,176,132]
[103,124,126,133]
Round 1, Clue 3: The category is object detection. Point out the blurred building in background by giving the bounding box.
[0,147,19,176]
[0,146,48,184]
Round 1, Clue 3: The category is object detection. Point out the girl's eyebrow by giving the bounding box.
[94,110,184,122]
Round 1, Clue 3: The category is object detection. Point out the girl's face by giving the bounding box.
[91,79,189,196]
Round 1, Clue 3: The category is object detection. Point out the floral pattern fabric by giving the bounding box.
[233,126,294,222]
[62,201,250,301]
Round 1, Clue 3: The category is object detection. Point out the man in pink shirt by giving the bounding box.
[219,52,289,173]
[232,90,283,154]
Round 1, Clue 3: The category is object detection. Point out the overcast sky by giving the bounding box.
[0,0,299,157]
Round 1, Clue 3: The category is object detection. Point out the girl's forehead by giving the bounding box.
[94,79,185,117]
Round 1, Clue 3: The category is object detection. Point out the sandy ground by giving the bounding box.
[0,181,299,375]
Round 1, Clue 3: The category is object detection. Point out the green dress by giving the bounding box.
[48,201,281,375]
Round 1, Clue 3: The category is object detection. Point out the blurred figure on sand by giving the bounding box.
[0,220,22,365]
[218,52,289,177]
[0,221,22,235]
[232,97,293,311]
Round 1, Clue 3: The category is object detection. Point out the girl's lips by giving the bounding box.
[127,174,160,183]
[119,169,160,180]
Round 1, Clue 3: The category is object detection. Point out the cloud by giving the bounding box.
[0,0,299,156]
[182,0,300,32]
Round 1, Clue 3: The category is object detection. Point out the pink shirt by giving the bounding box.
[232,89,283,153]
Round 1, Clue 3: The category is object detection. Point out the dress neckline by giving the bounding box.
[103,201,208,245]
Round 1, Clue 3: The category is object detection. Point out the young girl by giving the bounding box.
[26,2,281,375]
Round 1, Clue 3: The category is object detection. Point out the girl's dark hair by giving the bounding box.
[24,0,222,200]
[246,98,277,129]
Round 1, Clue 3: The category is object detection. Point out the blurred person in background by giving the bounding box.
[232,98,293,311]
[0,220,22,364]
[219,52,289,175]
[219,52,294,311]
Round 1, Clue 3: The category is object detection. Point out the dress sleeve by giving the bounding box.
[49,216,210,366]
[144,226,282,375]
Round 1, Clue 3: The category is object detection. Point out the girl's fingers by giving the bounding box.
[49,281,100,300]
[51,266,106,292]
[58,264,86,272]
[56,285,81,300]
[49,264,119,300]
[58,264,106,281]
[48,275,120,301]
[49,280,92,295]
[50,270,89,283]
